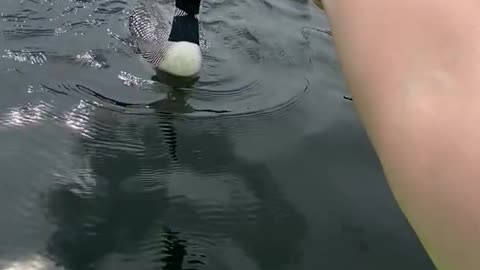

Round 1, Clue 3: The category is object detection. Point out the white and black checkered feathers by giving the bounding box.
[128,0,205,67]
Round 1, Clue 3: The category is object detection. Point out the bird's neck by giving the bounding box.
[168,15,199,45]
[168,0,201,45]
[174,0,201,16]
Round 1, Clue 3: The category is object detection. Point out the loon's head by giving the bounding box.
[160,0,202,77]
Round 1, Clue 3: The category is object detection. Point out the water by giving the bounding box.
[0,0,435,269]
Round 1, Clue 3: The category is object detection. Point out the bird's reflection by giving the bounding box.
[44,76,307,270]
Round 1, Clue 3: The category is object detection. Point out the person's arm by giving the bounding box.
[319,1,480,269]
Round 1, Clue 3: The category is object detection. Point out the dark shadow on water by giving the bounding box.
[151,70,200,89]
[43,80,308,270]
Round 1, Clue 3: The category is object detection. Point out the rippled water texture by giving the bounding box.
[0,0,434,269]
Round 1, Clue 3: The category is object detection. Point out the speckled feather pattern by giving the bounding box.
[128,0,206,67]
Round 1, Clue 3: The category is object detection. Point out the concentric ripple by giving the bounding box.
[1,0,313,118]
[105,0,313,117]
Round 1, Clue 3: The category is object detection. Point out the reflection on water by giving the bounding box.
[1,254,56,270]
[44,88,307,270]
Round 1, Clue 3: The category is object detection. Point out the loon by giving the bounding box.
[128,0,202,77]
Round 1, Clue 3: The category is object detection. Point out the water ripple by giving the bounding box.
[0,102,53,128]
[118,71,154,87]
[3,28,57,40]
[2,49,48,65]
[73,50,109,69]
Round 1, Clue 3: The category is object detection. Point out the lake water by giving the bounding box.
[0,0,435,269]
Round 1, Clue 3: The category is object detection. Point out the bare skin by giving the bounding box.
[316,0,480,269]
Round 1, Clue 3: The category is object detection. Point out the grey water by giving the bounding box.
[0,0,435,269]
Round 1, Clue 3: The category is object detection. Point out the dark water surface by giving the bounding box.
[0,0,435,269]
